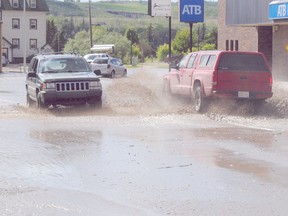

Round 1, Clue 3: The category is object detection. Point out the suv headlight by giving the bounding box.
[90,81,101,89]
[41,82,56,90]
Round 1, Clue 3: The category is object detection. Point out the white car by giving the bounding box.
[84,53,110,64]
[90,57,127,78]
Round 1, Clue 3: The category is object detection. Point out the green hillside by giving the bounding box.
[46,0,218,29]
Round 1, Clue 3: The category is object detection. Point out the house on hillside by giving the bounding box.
[0,0,49,63]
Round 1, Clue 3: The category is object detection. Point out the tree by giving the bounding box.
[172,28,191,54]
[125,28,139,64]
[46,20,58,50]
[156,43,176,62]
[147,23,153,45]
[64,26,131,63]
[125,28,139,45]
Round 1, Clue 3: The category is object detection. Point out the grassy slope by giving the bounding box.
[46,1,217,30]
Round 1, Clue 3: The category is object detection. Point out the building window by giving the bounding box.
[30,19,37,30]
[12,0,19,8]
[226,40,229,51]
[0,11,2,21]
[30,0,36,8]
[235,40,239,51]
[230,40,234,51]
[12,19,20,29]
[12,38,20,49]
[30,39,37,50]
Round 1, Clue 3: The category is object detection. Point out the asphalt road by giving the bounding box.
[0,64,288,216]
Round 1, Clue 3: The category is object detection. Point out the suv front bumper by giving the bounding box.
[40,88,102,106]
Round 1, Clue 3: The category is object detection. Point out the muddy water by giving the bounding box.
[0,65,288,215]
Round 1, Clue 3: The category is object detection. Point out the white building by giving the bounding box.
[0,0,49,63]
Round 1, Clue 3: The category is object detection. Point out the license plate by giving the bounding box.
[238,91,249,98]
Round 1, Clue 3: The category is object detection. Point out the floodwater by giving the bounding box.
[0,64,288,215]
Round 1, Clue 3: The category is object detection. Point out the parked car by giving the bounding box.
[84,53,110,64]
[26,53,102,109]
[163,50,273,112]
[2,55,8,67]
[90,57,127,78]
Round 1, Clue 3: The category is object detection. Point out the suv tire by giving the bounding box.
[37,93,45,110]
[26,92,34,108]
[89,96,102,108]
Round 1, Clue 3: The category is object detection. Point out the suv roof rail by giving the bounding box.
[39,52,79,56]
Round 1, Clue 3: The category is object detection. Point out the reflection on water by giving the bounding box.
[192,127,275,148]
[30,129,103,147]
[216,149,270,179]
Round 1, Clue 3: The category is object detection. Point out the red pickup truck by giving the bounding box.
[163,50,273,112]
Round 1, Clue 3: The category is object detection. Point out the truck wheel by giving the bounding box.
[194,85,204,112]
[163,80,172,98]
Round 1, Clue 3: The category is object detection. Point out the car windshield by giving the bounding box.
[39,58,90,73]
[86,55,97,60]
[93,59,108,64]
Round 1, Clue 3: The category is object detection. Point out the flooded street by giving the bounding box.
[0,64,288,215]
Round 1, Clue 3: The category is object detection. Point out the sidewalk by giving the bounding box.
[1,64,26,73]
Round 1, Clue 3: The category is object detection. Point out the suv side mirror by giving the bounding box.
[27,71,36,78]
[94,70,101,76]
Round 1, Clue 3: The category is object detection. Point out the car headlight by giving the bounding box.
[41,82,56,90]
[90,81,101,89]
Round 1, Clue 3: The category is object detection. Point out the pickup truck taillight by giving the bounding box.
[269,74,273,87]
[212,70,218,89]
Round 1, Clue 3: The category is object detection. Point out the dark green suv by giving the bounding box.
[26,53,102,109]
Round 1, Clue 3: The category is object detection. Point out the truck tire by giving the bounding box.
[163,80,172,98]
[194,85,204,112]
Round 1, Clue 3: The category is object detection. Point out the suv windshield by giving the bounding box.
[39,58,90,73]
[218,53,269,71]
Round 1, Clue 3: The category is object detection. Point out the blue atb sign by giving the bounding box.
[269,2,288,20]
[179,0,204,23]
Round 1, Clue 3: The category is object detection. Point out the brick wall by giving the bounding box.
[218,0,258,52]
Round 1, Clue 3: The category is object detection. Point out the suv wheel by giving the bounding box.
[37,93,45,110]
[90,96,102,108]
[26,92,34,108]
[194,85,204,112]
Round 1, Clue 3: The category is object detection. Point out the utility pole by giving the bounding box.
[89,0,93,53]
[23,0,27,73]
[0,21,3,72]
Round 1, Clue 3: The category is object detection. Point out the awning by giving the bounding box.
[269,0,288,20]
[90,44,114,53]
